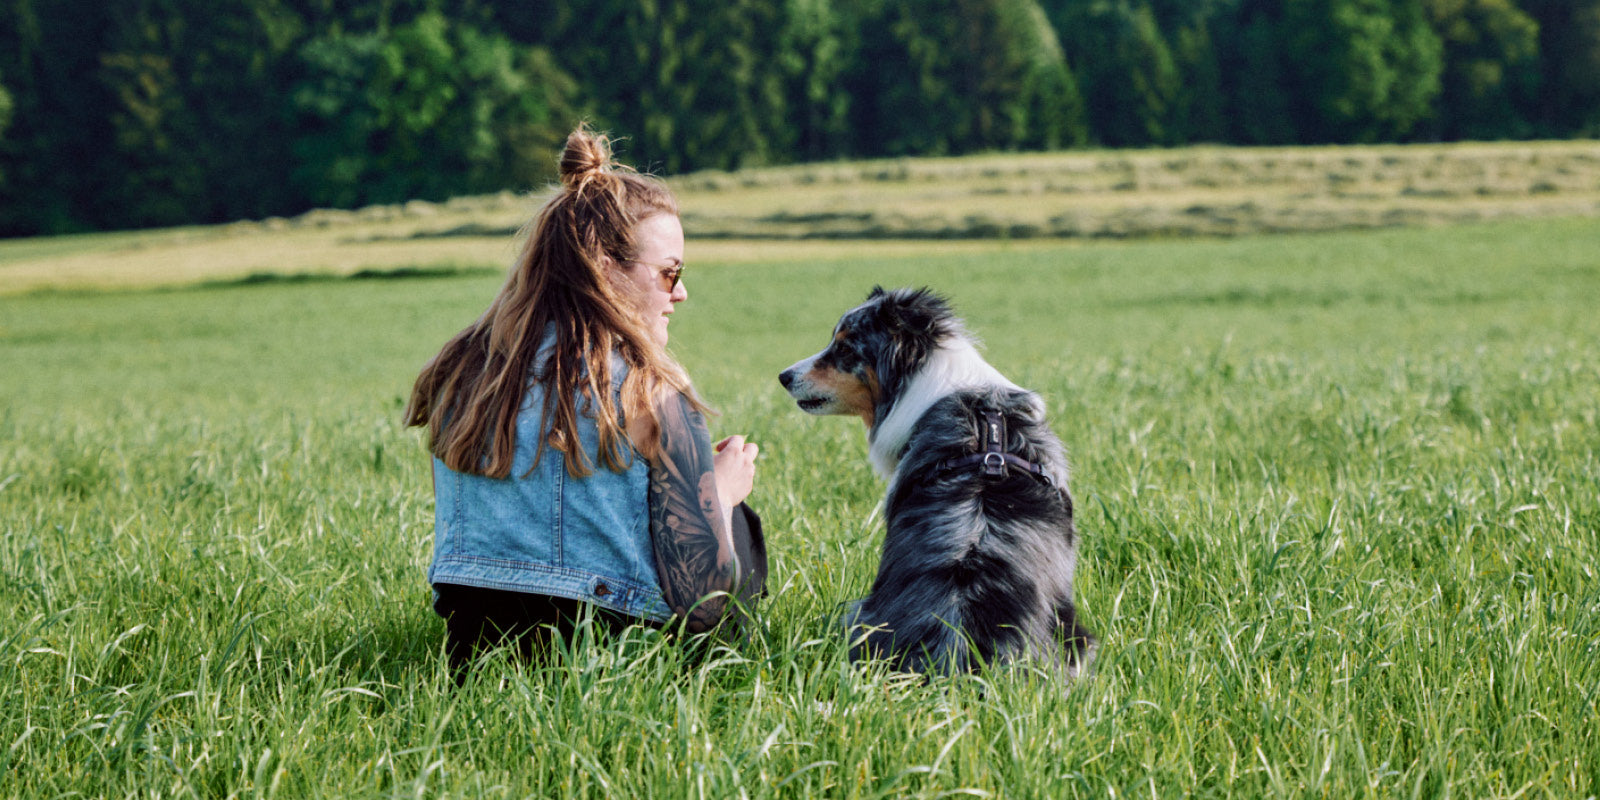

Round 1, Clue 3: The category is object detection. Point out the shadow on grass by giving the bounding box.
[14,263,503,299]
[202,264,500,289]
[284,596,450,692]
[370,222,520,240]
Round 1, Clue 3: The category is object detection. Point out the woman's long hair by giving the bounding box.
[405,126,698,478]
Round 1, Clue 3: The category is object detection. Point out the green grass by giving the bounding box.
[2,216,1598,797]
[5,140,1598,296]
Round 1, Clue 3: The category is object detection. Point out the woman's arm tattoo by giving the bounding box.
[648,393,738,633]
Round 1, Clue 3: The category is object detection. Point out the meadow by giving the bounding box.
[4,140,1599,295]
[2,148,1599,797]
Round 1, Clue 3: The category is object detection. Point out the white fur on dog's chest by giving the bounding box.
[868,340,1020,479]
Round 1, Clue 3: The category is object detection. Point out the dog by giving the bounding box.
[779,287,1095,676]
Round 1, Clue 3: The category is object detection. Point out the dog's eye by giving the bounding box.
[831,340,870,371]
[818,338,854,368]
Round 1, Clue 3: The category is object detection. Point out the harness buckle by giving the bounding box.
[981,451,1007,477]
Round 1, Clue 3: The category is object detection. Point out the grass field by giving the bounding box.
[2,140,1597,295]
[2,177,1600,795]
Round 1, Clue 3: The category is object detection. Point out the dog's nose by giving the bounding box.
[779,370,794,390]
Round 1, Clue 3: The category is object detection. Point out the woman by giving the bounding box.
[406,126,766,673]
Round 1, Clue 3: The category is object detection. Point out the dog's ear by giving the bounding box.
[881,287,956,340]
[879,288,920,330]
[876,289,907,330]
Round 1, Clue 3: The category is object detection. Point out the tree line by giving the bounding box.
[1,0,1597,236]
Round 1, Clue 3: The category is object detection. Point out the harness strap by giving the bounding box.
[933,410,1052,486]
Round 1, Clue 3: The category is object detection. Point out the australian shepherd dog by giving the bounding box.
[779,287,1095,677]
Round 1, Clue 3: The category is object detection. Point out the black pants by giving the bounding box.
[434,585,647,677]
[435,502,765,679]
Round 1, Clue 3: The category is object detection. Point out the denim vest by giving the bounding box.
[427,337,672,622]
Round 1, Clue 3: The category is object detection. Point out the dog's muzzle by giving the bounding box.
[778,364,829,413]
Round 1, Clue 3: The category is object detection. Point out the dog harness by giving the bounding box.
[933,410,1053,486]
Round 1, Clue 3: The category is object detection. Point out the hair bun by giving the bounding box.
[559,126,612,188]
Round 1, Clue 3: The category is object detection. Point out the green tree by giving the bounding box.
[519,0,809,173]
[1521,0,1600,134]
[1219,1,1300,144]
[169,0,306,223]
[1010,0,1089,149]
[669,0,792,170]
[777,0,857,160]
[0,76,12,161]
[849,0,1085,156]
[291,31,383,209]
[0,0,121,234]
[291,12,575,208]
[0,75,9,195]
[97,45,201,228]
[0,0,307,232]
[1169,16,1227,142]
[1048,0,1182,146]
[1282,0,1444,142]
[0,76,11,137]
[1421,0,1540,138]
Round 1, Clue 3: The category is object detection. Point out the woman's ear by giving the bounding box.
[602,254,641,302]
[601,253,627,289]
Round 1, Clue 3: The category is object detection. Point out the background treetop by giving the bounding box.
[0,0,1595,236]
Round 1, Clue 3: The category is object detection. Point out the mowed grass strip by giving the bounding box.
[3,140,1598,296]
[1,217,1598,797]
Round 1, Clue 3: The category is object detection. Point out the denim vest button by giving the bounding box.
[594,581,611,598]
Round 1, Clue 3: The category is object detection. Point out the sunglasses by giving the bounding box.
[630,260,684,292]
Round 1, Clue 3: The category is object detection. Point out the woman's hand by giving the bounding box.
[712,435,759,508]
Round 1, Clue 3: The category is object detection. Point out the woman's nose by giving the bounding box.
[672,279,688,302]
